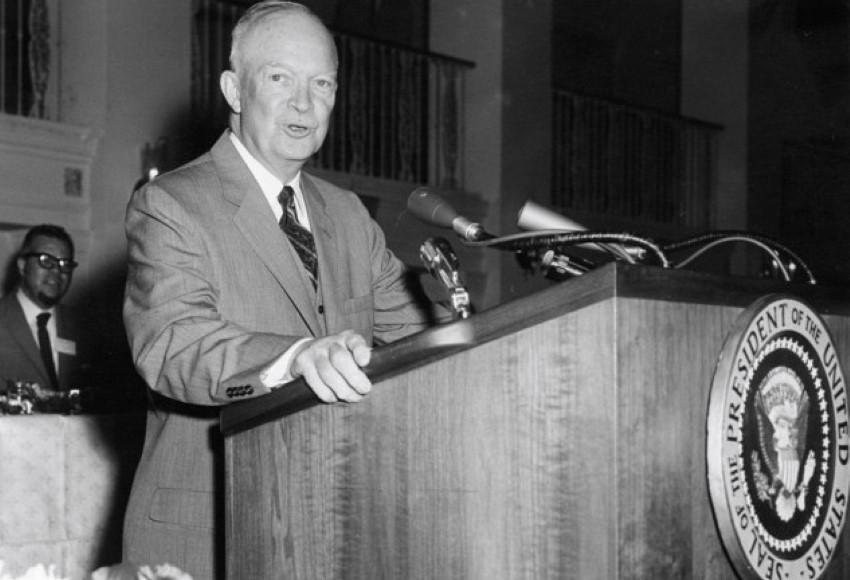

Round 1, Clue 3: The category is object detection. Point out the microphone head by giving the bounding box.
[407,187,460,228]
[517,200,586,232]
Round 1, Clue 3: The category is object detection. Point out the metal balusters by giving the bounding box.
[552,89,719,229]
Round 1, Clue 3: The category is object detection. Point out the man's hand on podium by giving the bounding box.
[290,329,373,403]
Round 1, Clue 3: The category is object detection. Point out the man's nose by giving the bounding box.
[288,83,311,112]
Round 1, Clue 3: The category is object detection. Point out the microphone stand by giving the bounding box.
[419,237,472,320]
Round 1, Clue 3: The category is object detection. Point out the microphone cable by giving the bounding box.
[406,190,816,284]
[460,230,670,268]
[662,231,817,284]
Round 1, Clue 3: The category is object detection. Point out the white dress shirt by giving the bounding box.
[229,132,311,230]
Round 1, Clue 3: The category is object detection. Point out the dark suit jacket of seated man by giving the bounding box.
[0,292,87,389]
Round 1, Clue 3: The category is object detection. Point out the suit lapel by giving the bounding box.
[0,294,49,386]
[211,134,321,335]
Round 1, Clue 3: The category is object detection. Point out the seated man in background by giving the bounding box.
[0,224,86,390]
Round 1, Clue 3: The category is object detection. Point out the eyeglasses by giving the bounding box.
[22,252,78,273]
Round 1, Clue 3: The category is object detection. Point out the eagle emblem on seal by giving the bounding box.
[751,365,816,522]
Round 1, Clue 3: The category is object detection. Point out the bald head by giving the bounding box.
[229,1,338,76]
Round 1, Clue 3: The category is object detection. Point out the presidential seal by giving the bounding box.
[707,295,850,580]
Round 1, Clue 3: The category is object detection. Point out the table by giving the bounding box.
[0,413,144,578]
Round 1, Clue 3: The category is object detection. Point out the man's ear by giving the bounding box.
[16,255,25,277]
[220,70,242,114]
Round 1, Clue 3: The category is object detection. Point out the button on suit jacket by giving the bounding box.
[122,131,432,579]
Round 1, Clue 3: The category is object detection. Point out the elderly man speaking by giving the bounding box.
[122,2,437,577]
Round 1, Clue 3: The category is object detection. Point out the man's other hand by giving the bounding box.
[290,330,372,403]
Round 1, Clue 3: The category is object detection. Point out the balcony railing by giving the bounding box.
[553,89,720,230]
[192,0,473,189]
[0,0,56,119]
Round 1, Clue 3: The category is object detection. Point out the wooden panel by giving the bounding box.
[612,298,850,580]
[616,300,739,578]
[226,301,618,579]
[223,264,850,579]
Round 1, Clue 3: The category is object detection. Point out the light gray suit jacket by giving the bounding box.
[122,132,432,578]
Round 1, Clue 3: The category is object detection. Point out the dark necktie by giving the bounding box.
[36,312,60,390]
[277,186,318,289]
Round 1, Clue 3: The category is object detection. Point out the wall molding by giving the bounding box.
[0,114,100,230]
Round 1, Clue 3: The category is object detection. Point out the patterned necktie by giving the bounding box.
[277,186,318,289]
[36,312,60,390]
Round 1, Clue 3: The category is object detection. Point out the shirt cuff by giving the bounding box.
[259,337,313,388]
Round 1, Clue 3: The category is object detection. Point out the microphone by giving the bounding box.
[517,200,587,232]
[407,187,491,241]
[517,200,637,262]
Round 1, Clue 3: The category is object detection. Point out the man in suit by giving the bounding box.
[122,2,437,577]
[0,224,84,391]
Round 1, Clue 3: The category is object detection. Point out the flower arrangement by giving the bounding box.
[91,563,192,580]
[0,380,81,415]
[0,562,192,580]
[0,563,66,580]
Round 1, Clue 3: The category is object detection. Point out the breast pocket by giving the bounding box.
[342,294,372,314]
[339,293,374,336]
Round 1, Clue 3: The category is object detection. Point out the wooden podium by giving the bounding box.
[220,263,850,579]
